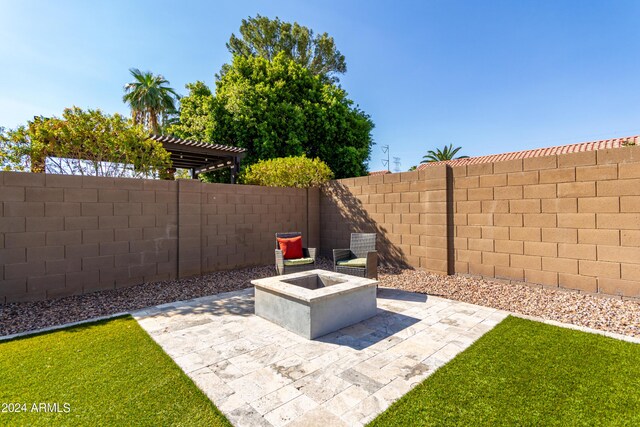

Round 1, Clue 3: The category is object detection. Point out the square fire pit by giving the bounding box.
[251,269,378,339]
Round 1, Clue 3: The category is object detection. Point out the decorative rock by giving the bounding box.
[1,258,638,338]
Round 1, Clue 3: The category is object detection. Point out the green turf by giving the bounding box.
[369,316,640,427]
[0,316,231,426]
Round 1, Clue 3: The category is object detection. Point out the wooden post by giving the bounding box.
[230,158,239,184]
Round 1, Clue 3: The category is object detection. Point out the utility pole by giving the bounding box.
[381,145,390,171]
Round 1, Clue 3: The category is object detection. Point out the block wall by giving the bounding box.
[0,172,311,303]
[4,144,640,303]
[319,167,450,274]
[452,146,640,298]
[0,172,178,303]
[198,182,308,273]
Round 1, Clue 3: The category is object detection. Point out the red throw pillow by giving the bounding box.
[277,236,303,259]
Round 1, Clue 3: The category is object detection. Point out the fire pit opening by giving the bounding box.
[281,274,347,290]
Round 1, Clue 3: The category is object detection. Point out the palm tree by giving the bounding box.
[123,68,179,134]
[420,144,469,163]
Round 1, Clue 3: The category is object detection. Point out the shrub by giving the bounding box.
[241,155,333,188]
[0,107,171,177]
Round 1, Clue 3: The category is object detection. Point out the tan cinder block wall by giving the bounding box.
[453,145,640,298]
[5,145,638,302]
[0,172,310,303]
[307,187,321,250]
[199,183,308,272]
[319,167,450,273]
[0,172,178,303]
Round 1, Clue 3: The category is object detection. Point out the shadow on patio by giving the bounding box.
[316,309,421,350]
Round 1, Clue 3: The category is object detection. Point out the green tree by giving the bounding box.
[123,68,180,134]
[420,144,469,163]
[167,81,213,141]
[206,53,373,179]
[242,155,333,188]
[167,81,229,183]
[0,127,20,171]
[0,107,171,177]
[226,14,346,81]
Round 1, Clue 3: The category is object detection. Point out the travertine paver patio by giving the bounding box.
[133,287,508,427]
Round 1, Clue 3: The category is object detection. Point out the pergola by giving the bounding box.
[150,135,247,183]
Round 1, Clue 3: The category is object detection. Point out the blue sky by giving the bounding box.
[2,1,640,171]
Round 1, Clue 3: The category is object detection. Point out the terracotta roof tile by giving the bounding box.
[369,170,391,176]
[417,135,638,170]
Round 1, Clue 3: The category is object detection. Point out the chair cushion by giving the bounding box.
[283,257,315,266]
[336,258,367,268]
[277,236,303,259]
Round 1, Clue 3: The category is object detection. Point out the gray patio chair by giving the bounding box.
[333,233,377,279]
[275,232,316,275]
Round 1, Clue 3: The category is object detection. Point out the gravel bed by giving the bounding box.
[1,260,638,338]
[379,267,640,338]
[0,264,279,337]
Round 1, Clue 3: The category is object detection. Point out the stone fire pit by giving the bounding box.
[251,269,378,339]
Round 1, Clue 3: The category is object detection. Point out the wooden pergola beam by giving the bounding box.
[149,134,247,183]
[194,159,234,175]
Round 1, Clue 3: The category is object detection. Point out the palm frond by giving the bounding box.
[420,144,468,163]
[123,68,179,134]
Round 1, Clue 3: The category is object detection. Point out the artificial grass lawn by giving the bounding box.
[0,316,231,426]
[370,316,640,427]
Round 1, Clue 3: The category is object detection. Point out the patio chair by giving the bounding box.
[275,232,316,275]
[333,233,378,279]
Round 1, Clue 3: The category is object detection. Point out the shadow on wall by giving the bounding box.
[320,181,411,269]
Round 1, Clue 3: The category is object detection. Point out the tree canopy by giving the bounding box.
[226,14,346,81]
[421,144,469,163]
[172,53,373,179]
[0,107,171,177]
[123,68,180,134]
[242,156,333,188]
[167,81,213,142]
